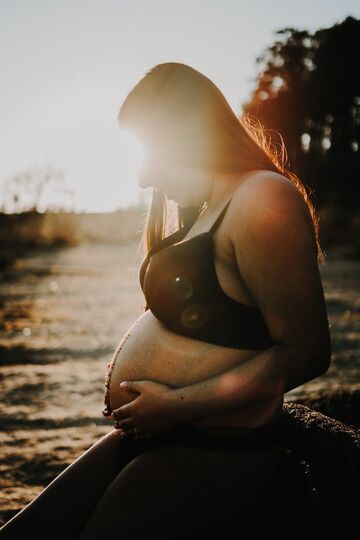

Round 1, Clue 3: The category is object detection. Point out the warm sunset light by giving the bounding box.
[1,3,359,537]
[2,1,359,213]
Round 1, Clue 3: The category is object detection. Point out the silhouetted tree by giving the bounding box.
[242,16,360,221]
[3,164,70,213]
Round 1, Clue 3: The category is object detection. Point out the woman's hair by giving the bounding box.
[117,62,326,265]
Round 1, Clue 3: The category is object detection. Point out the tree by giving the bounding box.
[242,16,360,215]
[3,164,69,213]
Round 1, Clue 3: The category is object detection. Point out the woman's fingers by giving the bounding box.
[111,403,132,419]
[114,416,135,429]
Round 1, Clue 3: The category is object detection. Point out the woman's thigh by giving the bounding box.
[0,429,152,540]
[78,443,284,540]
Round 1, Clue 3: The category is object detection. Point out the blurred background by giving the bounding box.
[1,0,359,526]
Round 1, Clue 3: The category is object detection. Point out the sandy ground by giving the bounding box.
[0,241,359,526]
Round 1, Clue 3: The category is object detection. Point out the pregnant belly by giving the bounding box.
[103,310,284,428]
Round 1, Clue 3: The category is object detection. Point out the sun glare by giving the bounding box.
[118,129,148,182]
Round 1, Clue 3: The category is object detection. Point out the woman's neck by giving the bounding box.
[203,169,253,213]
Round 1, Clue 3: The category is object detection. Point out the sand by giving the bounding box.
[0,241,359,526]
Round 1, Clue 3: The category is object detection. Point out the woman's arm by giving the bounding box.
[168,342,329,424]
[113,339,329,434]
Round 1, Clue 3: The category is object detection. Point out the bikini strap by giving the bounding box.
[148,223,190,256]
[208,197,233,236]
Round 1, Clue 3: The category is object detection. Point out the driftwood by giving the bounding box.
[224,401,360,540]
[289,384,360,429]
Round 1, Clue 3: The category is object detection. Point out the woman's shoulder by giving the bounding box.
[233,169,305,206]
[228,169,310,229]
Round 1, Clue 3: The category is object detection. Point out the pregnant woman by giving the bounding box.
[0,62,331,539]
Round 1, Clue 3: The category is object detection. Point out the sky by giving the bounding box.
[1,0,359,213]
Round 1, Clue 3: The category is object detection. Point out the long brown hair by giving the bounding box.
[118,62,326,265]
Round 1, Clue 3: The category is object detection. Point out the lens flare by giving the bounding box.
[181,304,208,329]
[172,275,194,300]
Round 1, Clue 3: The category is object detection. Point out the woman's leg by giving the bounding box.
[77,443,284,540]
[0,428,150,540]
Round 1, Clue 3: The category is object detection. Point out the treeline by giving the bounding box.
[242,16,359,249]
[0,207,146,273]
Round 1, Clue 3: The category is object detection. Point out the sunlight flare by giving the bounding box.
[117,128,148,187]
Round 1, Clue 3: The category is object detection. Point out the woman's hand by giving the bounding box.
[110,380,178,439]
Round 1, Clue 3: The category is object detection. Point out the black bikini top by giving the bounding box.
[139,197,274,350]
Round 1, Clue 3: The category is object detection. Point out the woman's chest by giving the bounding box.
[142,224,257,313]
[211,227,258,308]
